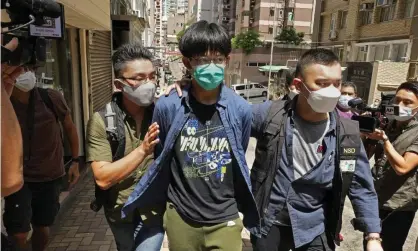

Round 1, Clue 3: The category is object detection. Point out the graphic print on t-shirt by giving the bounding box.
[168,95,238,224]
[180,118,232,182]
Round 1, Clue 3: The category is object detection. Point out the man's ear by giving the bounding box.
[182,57,192,70]
[114,79,124,91]
[293,78,303,91]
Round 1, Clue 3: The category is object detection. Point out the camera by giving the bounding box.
[1,0,62,66]
[349,92,396,133]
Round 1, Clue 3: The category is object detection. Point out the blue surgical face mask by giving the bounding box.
[193,63,225,90]
[394,105,418,121]
[338,95,354,110]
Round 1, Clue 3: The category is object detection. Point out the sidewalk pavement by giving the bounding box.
[46,139,258,251]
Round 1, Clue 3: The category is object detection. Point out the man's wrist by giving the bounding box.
[71,157,80,162]
[365,233,382,242]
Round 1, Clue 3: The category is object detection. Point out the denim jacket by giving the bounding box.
[252,100,381,247]
[122,84,260,235]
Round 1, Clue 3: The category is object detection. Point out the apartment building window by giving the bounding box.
[380,0,396,22]
[356,46,368,61]
[359,4,374,25]
[330,13,337,32]
[268,26,273,34]
[246,62,268,67]
[392,43,409,61]
[404,0,414,18]
[340,11,348,28]
[373,45,390,61]
[337,47,344,61]
[270,8,275,17]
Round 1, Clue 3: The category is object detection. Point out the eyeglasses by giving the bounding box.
[190,56,226,65]
[119,75,156,87]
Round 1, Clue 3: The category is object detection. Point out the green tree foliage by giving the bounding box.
[275,27,305,45]
[233,30,263,54]
[177,29,186,43]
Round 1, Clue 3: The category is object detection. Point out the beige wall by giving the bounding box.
[359,19,411,39]
[368,61,410,104]
[58,0,111,30]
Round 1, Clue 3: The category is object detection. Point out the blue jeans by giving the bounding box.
[105,210,164,251]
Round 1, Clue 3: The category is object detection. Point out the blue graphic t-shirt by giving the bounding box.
[167,94,239,224]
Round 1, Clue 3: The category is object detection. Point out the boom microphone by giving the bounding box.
[348,98,364,108]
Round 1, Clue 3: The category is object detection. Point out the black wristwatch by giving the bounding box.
[71,157,80,163]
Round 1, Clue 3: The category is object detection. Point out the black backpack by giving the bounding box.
[90,95,153,211]
[251,100,362,247]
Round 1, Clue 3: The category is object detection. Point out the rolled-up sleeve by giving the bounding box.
[251,101,271,139]
[348,143,382,233]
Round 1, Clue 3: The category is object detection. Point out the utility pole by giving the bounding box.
[267,0,279,99]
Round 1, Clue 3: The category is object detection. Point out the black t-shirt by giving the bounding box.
[167,94,239,224]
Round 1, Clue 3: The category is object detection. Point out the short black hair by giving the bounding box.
[112,43,154,77]
[179,20,231,58]
[397,81,418,97]
[342,81,357,94]
[295,49,340,78]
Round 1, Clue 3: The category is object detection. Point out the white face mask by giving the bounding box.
[288,90,299,100]
[303,83,341,113]
[338,95,353,110]
[121,80,156,107]
[394,106,418,122]
[15,71,37,92]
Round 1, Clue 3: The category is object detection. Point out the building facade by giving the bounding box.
[235,0,319,42]
[197,0,216,21]
[216,0,238,35]
[316,0,418,99]
[143,0,155,47]
[111,0,150,49]
[226,45,308,85]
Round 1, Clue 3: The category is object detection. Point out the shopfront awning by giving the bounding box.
[111,14,149,28]
[58,0,111,30]
[258,65,290,72]
[377,83,401,91]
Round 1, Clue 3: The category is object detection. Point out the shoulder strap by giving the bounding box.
[338,116,361,198]
[99,102,126,161]
[37,88,58,122]
[24,90,36,164]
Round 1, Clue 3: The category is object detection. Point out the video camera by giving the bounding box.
[349,92,396,133]
[1,0,62,66]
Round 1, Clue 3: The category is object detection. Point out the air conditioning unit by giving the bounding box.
[329,30,338,39]
[134,10,140,16]
[376,0,388,6]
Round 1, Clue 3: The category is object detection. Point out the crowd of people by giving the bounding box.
[2,20,418,251]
